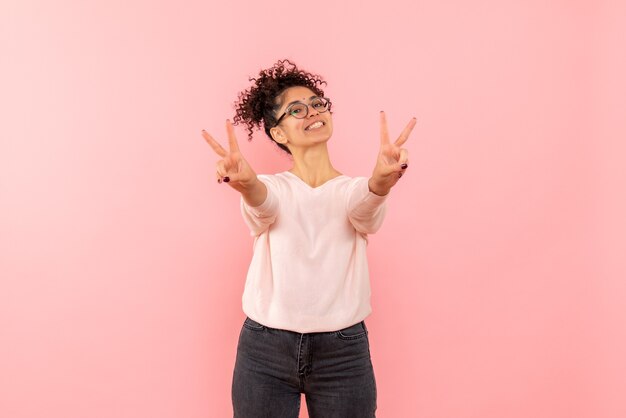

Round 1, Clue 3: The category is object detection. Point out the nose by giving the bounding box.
[306,103,320,117]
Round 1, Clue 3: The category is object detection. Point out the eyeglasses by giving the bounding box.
[274,97,332,127]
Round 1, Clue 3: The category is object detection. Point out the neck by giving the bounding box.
[288,143,341,188]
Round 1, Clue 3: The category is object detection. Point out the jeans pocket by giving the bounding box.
[243,316,266,331]
[336,321,368,340]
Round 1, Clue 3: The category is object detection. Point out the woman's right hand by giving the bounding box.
[201,119,258,192]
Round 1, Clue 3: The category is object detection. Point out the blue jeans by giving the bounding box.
[232,317,377,417]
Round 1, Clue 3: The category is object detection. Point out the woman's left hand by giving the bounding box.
[368,111,417,196]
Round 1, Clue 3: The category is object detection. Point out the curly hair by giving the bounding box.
[232,59,329,155]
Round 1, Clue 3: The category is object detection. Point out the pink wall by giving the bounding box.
[1,0,625,417]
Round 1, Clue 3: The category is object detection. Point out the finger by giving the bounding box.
[201,130,227,157]
[215,160,225,184]
[216,160,234,184]
[394,117,417,147]
[377,155,399,176]
[216,160,242,184]
[379,111,390,145]
[398,148,409,166]
[216,160,228,178]
[379,148,409,172]
[395,160,409,172]
[226,119,241,153]
[222,171,241,183]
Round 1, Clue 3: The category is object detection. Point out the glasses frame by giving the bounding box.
[273,97,332,127]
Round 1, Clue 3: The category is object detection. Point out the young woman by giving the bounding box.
[202,59,415,418]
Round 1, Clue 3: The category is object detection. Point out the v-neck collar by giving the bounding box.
[282,171,347,190]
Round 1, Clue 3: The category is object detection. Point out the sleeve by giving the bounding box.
[240,175,280,237]
[346,177,389,234]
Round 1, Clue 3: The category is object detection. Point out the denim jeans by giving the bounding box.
[232,316,377,417]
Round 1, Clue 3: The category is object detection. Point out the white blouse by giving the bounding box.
[240,171,388,333]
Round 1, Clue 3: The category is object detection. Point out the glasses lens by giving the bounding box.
[311,97,329,112]
[288,103,307,118]
[286,98,330,119]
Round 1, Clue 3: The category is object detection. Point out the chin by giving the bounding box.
[312,133,332,143]
[306,126,332,139]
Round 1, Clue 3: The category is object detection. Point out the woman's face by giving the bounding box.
[270,86,333,152]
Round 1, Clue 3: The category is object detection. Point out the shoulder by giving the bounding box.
[256,171,292,194]
[326,175,370,201]
[340,175,368,192]
[257,172,289,185]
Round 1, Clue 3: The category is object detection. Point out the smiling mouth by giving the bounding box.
[305,121,325,131]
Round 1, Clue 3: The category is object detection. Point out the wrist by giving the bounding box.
[368,177,390,196]
[239,175,259,190]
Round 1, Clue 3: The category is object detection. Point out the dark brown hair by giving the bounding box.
[232,59,328,155]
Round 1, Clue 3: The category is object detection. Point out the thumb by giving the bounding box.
[393,148,409,171]
[398,148,409,165]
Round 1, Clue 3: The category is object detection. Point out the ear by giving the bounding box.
[270,127,288,145]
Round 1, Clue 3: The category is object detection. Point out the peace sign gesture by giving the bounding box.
[368,111,417,196]
[201,119,258,192]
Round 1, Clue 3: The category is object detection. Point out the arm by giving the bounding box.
[348,178,389,234]
[202,120,278,235]
[238,177,267,208]
[240,177,278,236]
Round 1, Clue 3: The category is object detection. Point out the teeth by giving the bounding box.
[306,121,324,130]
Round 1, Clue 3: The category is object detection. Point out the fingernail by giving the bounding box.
[223,176,230,183]
[380,110,383,113]
[217,178,222,184]
[401,163,408,169]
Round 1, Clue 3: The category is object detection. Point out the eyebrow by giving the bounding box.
[285,95,319,108]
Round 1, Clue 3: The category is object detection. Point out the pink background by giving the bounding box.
[1,0,625,417]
